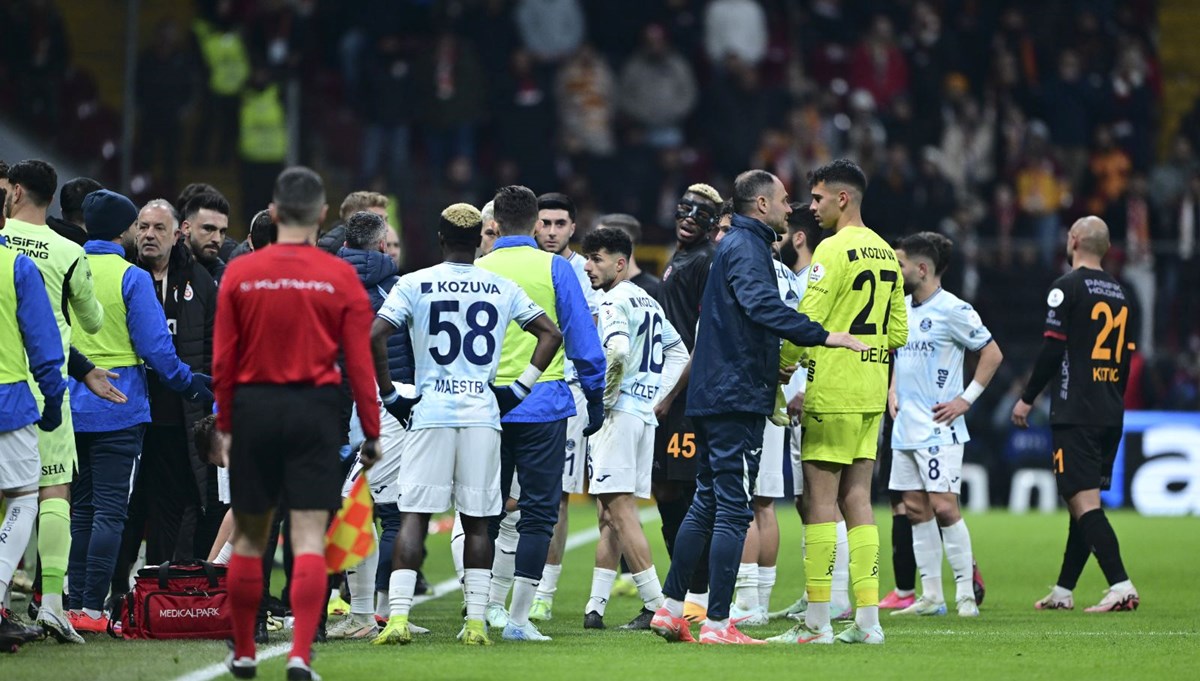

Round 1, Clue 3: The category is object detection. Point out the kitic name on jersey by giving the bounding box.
[420,281,501,295]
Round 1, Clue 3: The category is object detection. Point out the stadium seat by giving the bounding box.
[1009,469,1057,513]
[960,463,990,513]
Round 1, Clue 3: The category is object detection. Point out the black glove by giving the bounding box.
[183,372,214,403]
[582,393,605,437]
[382,390,421,427]
[491,380,532,417]
[37,391,63,432]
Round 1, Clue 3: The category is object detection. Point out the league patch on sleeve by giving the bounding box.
[1047,288,1064,308]
[809,263,826,283]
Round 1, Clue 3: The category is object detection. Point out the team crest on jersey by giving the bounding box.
[920,318,932,332]
[183,283,194,301]
[809,263,826,283]
[566,438,576,452]
[1047,288,1064,308]
[930,445,940,455]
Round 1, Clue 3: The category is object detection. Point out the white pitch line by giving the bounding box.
[173,507,660,681]
[919,629,1195,637]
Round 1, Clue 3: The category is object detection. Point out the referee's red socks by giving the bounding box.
[289,553,326,664]
[228,553,264,659]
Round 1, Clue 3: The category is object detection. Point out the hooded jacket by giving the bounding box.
[337,246,414,384]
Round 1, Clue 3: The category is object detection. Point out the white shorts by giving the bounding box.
[399,426,502,517]
[789,421,804,497]
[342,403,408,505]
[588,410,653,498]
[562,383,589,494]
[757,420,785,498]
[217,466,231,504]
[889,445,965,494]
[0,425,40,490]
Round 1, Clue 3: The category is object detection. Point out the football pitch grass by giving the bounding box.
[6,505,1198,681]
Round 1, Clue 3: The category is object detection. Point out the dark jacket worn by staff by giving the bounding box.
[337,246,414,385]
[137,241,218,507]
[687,213,829,418]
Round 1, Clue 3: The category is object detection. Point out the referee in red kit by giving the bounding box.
[212,167,381,681]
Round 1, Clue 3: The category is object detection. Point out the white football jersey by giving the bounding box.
[781,264,810,402]
[562,250,601,383]
[599,280,682,425]
[891,289,993,449]
[773,258,802,309]
[377,262,545,430]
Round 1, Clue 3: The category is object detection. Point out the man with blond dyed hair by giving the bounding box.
[647,182,723,621]
[370,202,563,646]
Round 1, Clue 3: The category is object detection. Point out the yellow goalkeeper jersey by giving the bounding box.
[781,225,907,413]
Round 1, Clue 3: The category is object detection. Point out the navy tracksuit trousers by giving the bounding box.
[661,412,763,621]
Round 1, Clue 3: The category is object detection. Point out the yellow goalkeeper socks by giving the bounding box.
[848,524,880,608]
[39,498,71,598]
[803,522,837,603]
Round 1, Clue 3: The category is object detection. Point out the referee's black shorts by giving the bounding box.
[1051,424,1123,499]
[229,384,345,514]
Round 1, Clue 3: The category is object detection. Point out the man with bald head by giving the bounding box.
[1012,216,1139,613]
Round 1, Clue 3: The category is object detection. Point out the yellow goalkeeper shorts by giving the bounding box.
[800,411,883,466]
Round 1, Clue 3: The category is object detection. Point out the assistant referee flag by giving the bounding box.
[325,474,376,573]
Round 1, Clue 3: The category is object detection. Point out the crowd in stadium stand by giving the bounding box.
[1,0,1197,493]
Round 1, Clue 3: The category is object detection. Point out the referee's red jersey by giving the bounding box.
[213,243,381,439]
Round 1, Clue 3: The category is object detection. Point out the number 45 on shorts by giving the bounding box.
[667,432,695,458]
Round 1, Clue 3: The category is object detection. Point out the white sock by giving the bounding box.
[348,545,378,615]
[42,593,64,615]
[941,519,975,603]
[684,591,707,610]
[387,569,417,618]
[215,541,234,564]
[664,597,685,617]
[488,548,517,607]
[450,513,466,583]
[632,566,664,611]
[508,577,538,627]
[536,563,562,603]
[734,563,759,610]
[757,565,777,612]
[586,568,617,616]
[83,608,102,619]
[1110,579,1133,592]
[1051,585,1072,599]
[912,519,944,602]
[805,601,829,630]
[488,514,520,606]
[375,591,389,619]
[855,604,879,629]
[463,568,489,621]
[329,588,341,602]
[0,495,36,591]
[832,521,850,610]
[704,617,729,630]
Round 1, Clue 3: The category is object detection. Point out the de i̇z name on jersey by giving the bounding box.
[892,289,992,449]
[599,282,683,424]
[377,262,545,429]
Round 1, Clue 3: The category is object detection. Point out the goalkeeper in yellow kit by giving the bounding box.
[770,159,906,645]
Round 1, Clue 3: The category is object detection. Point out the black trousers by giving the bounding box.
[112,424,201,595]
